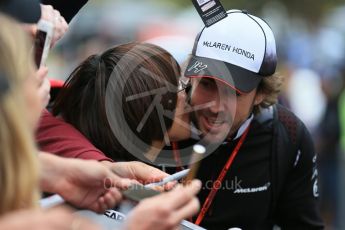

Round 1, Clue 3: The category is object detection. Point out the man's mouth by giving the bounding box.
[200,113,231,132]
[207,117,226,126]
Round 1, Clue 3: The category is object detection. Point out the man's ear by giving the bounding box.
[254,92,265,106]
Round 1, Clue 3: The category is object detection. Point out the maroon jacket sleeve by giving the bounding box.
[36,109,113,162]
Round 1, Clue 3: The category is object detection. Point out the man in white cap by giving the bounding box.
[176,9,324,229]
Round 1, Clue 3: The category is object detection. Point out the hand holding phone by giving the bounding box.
[34,20,53,68]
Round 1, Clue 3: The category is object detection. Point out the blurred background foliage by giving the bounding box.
[169,0,344,25]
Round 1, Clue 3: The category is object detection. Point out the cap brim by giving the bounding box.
[0,0,41,23]
[185,56,262,94]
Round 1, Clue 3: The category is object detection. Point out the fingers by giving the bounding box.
[52,9,68,47]
[160,181,201,228]
[96,197,108,214]
[119,161,170,183]
[36,67,50,108]
[21,24,37,38]
[128,181,201,230]
[88,184,125,213]
[165,180,201,209]
[158,198,200,230]
[101,188,123,210]
[100,160,113,168]
[150,185,165,192]
[105,169,134,190]
[171,197,200,224]
[36,66,49,84]
[163,181,178,191]
[40,4,54,20]
[150,180,177,192]
[90,187,123,214]
[143,167,170,183]
[40,4,69,47]
[40,78,51,107]
[106,161,171,190]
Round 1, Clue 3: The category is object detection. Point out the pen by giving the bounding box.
[183,144,206,185]
[144,169,190,188]
[40,194,65,209]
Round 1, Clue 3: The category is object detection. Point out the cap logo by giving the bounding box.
[187,61,208,73]
[203,41,232,51]
[202,41,255,61]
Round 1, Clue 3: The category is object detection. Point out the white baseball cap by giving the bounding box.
[185,9,277,94]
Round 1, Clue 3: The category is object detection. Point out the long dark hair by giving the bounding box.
[53,43,180,161]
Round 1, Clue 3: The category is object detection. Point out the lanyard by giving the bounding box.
[195,125,251,226]
[172,142,184,171]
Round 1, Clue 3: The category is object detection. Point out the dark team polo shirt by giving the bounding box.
[157,118,273,230]
[158,106,324,230]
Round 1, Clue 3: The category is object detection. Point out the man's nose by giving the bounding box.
[209,95,225,114]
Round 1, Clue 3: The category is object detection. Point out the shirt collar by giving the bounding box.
[232,114,253,141]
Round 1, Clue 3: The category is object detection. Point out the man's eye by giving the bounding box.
[199,79,214,88]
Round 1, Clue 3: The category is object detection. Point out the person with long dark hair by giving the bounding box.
[45,42,191,163]
[0,12,201,230]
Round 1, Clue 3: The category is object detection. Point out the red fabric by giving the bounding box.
[36,109,113,162]
[49,79,64,88]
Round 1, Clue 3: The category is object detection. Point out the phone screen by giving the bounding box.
[34,30,47,68]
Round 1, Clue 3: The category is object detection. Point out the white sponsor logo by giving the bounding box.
[312,155,317,163]
[311,168,318,180]
[201,1,216,12]
[104,210,126,221]
[188,61,208,74]
[234,182,270,194]
[293,150,301,167]
[202,41,255,61]
[313,179,319,197]
[196,0,211,6]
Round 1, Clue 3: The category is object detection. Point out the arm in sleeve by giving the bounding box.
[275,122,324,229]
[36,110,113,162]
[41,0,88,23]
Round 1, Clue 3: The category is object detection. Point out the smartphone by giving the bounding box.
[34,20,53,68]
